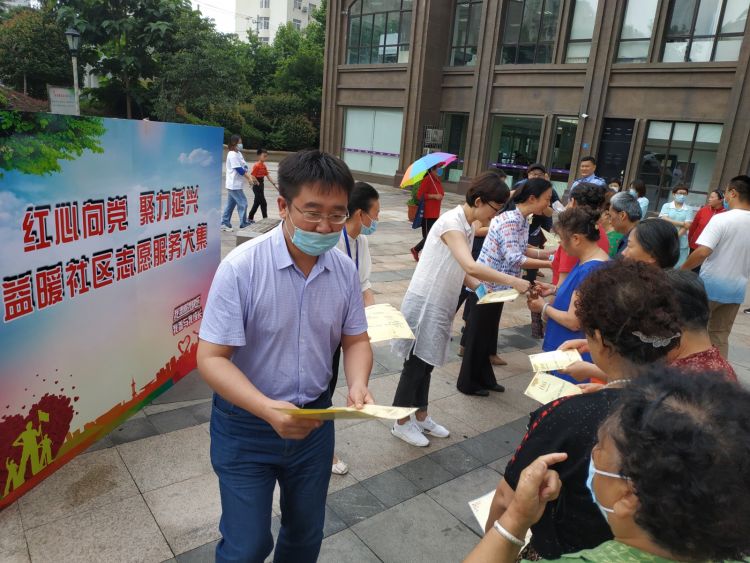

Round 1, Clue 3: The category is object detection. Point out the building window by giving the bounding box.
[616,0,659,63]
[487,115,543,184]
[639,121,723,209]
[497,0,562,64]
[346,0,413,64]
[260,0,269,8]
[441,113,470,181]
[343,108,404,175]
[260,37,269,43]
[259,16,270,30]
[293,19,302,29]
[294,0,303,9]
[450,0,483,66]
[549,117,579,189]
[565,0,598,63]
[662,0,750,62]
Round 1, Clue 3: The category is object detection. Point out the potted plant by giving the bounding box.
[406,183,419,221]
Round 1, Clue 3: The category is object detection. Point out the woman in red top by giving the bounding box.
[688,189,725,251]
[411,165,444,261]
[666,270,737,381]
[551,183,609,286]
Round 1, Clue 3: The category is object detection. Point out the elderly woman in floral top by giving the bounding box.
[457,178,555,396]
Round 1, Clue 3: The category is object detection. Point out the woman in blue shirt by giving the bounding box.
[527,207,609,383]
[659,184,695,268]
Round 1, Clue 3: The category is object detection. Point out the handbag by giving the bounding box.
[412,196,425,229]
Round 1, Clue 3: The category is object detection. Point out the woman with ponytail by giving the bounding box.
[527,207,609,382]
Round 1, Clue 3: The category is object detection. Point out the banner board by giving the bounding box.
[0,111,222,508]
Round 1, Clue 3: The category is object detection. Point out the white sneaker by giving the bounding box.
[220,224,233,232]
[391,420,430,447]
[414,415,450,438]
[332,459,349,475]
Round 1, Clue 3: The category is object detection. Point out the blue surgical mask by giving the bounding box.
[586,458,627,521]
[436,168,443,177]
[723,199,730,210]
[360,214,378,236]
[628,189,637,197]
[237,143,243,150]
[674,194,686,204]
[285,215,341,257]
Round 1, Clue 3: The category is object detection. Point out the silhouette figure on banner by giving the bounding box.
[4,410,53,496]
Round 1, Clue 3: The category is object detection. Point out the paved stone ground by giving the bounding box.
[4,166,750,563]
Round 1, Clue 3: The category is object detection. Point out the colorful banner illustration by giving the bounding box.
[0,111,222,508]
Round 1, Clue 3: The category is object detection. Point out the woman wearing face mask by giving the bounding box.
[485,260,682,560]
[410,165,444,261]
[527,207,609,383]
[468,368,750,563]
[659,184,695,268]
[687,189,726,269]
[628,179,649,219]
[391,173,530,447]
[221,134,253,231]
[457,178,555,396]
[329,181,381,476]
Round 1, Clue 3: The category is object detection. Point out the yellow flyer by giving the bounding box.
[365,303,415,343]
[524,372,582,404]
[528,349,582,372]
[273,404,418,420]
[477,289,520,305]
[541,228,560,250]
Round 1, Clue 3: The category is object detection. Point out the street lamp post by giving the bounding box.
[64,28,81,115]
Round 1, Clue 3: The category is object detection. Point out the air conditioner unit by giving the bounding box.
[301,6,308,12]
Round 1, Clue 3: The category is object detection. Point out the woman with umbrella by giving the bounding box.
[410,164,444,261]
[391,172,531,447]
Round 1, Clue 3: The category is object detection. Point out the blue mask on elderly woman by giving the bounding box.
[585,458,628,521]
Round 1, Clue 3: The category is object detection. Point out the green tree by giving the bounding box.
[152,9,253,122]
[0,111,105,177]
[0,8,74,99]
[56,0,193,119]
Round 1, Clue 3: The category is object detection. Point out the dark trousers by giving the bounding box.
[330,344,342,397]
[393,351,434,410]
[457,300,504,394]
[210,393,334,563]
[459,291,478,347]
[414,217,437,253]
[248,178,268,220]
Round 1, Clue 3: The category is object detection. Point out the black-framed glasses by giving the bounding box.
[487,202,503,215]
[292,203,349,225]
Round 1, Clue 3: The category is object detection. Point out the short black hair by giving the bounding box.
[511,177,552,204]
[557,207,601,241]
[575,260,681,364]
[671,183,689,194]
[728,174,750,202]
[570,182,607,210]
[632,218,680,269]
[257,148,268,155]
[466,171,510,207]
[580,155,596,165]
[277,150,354,201]
[630,179,646,198]
[527,162,547,174]
[605,368,750,561]
[665,270,710,331]
[608,177,622,187]
[347,181,379,215]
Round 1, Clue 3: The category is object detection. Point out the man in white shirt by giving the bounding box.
[682,175,750,358]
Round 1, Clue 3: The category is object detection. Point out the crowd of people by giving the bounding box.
[203,146,750,562]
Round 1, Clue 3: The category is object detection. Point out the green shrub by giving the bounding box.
[269,114,317,151]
